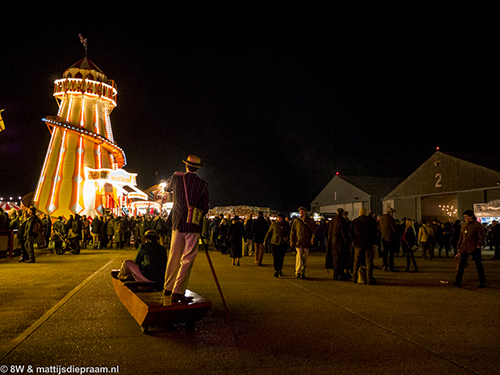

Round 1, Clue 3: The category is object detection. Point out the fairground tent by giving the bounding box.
[0,202,20,211]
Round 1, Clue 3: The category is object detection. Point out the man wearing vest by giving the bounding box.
[164,155,209,302]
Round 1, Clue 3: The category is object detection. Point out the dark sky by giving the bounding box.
[0,2,498,211]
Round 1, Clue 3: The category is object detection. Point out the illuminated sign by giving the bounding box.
[86,167,137,185]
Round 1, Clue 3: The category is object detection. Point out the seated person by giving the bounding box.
[113,230,168,286]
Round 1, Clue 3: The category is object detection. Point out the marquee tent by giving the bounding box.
[0,202,20,211]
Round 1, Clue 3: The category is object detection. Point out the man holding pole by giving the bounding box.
[164,155,209,302]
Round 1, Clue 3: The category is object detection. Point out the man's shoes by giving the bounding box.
[478,283,487,288]
[18,257,24,262]
[404,268,410,272]
[390,268,399,272]
[170,293,193,303]
[278,271,283,277]
[24,259,35,263]
[368,279,378,285]
[163,290,172,296]
[300,274,306,279]
[412,269,419,273]
[296,273,301,278]
[274,271,279,278]
[383,266,389,271]
[452,282,462,288]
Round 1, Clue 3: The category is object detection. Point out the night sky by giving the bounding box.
[1,2,498,212]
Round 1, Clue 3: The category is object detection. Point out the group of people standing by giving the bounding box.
[4,206,170,262]
[209,211,270,267]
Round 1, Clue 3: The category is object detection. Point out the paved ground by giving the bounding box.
[1,245,499,374]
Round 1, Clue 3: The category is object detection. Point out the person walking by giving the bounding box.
[402,218,419,272]
[453,210,487,288]
[243,214,254,257]
[264,213,291,277]
[418,221,435,260]
[23,207,41,263]
[290,207,316,279]
[163,155,209,302]
[253,211,269,266]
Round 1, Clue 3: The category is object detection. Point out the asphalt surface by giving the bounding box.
[1,244,499,375]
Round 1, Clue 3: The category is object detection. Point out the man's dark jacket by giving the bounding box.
[349,215,378,249]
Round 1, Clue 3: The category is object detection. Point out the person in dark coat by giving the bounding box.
[70,214,82,254]
[99,217,108,249]
[209,215,220,248]
[17,210,29,262]
[91,216,101,249]
[106,215,115,248]
[450,219,461,256]
[326,208,351,280]
[115,230,167,287]
[264,213,291,277]
[218,214,230,254]
[402,218,419,272]
[453,210,486,288]
[53,216,66,236]
[349,208,379,284]
[227,216,244,266]
[437,222,451,257]
[490,220,500,260]
[378,207,399,271]
[43,214,52,249]
[133,216,143,249]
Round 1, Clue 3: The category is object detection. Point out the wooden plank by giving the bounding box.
[112,276,211,330]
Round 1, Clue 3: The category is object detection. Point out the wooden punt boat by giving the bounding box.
[112,275,211,333]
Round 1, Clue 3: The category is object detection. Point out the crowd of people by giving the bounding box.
[202,205,497,287]
[0,206,170,263]
[2,196,497,290]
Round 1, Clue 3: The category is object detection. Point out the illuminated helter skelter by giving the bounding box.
[33,57,147,218]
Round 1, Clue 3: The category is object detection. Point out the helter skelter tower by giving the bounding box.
[33,57,147,218]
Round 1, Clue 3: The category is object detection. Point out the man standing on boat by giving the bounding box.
[164,155,209,302]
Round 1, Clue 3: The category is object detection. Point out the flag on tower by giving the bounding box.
[0,109,5,132]
[79,34,87,48]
